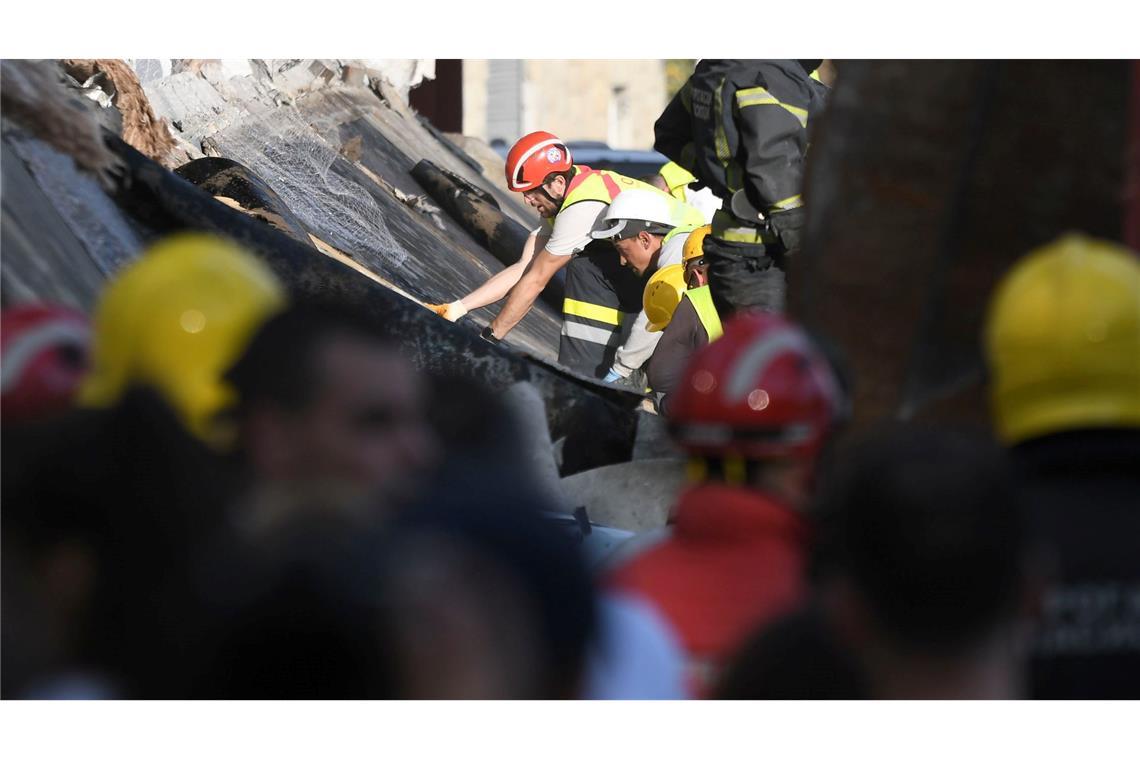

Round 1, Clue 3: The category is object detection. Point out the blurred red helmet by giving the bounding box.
[504,131,572,192]
[668,313,844,461]
[1,304,91,424]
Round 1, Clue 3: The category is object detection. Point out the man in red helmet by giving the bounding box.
[429,131,696,379]
[605,312,845,696]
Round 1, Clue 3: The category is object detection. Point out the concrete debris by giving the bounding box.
[560,459,684,532]
[499,382,572,511]
[62,59,179,168]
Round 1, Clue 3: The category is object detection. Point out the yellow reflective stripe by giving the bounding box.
[810,69,822,82]
[562,298,622,326]
[713,78,732,176]
[736,86,809,128]
[770,194,804,211]
[780,104,809,128]
[736,87,780,108]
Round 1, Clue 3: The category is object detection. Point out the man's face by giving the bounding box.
[520,175,567,218]
[260,336,439,508]
[684,256,710,288]
[614,231,660,277]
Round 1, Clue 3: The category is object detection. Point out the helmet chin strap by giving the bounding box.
[538,184,561,209]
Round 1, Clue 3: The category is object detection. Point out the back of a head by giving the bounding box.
[716,604,868,699]
[393,472,598,698]
[814,426,1026,653]
[984,233,1140,445]
[193,512,397,698]
[78,232,286,447]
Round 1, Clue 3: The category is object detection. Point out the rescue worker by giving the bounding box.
[654,60,829,315]
[79,232,287,448]
[427,131,701,380]
[647,225,724,415]
[589,188,705,383]
[606,313,845,695]
[983,234,1140,698]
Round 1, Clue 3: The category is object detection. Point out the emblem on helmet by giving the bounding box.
[545,147,563,164]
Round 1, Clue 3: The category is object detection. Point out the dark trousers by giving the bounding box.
[703,235,787,319]
[558,244,646,378]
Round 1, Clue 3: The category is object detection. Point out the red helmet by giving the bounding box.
[1,304,91,424]
[668,313,844,460]
[504,131,572,192]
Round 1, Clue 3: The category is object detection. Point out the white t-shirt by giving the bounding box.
[543,200,610,256]
[611,230,690,377]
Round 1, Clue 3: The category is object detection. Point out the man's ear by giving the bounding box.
[549,174,568,197]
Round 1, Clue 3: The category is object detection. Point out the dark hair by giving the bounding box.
[393,468,598,698]
[226,300,398,415]
[716,603,868,699]
[812,425,1026,653]
[540,169,574,188]
[191,513,398,698]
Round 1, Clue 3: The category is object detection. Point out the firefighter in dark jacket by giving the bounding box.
[654,59,829,316]
[984,234,1140,699]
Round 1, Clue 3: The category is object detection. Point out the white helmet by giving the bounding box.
[591,188,677,241]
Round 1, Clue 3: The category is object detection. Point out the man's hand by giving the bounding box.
[427,300,469,322]
[490,249,571,340]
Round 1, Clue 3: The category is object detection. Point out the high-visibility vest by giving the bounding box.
[560,165,654,211]
[659,161,697,201]
[683,285,723,342]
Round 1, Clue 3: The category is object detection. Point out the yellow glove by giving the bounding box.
[427,300,469,322]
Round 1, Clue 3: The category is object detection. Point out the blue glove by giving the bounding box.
[602,369,622,383]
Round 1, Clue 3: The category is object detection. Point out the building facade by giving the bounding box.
[463,60,668,150]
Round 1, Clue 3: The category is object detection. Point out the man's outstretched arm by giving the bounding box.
[429,231,549,321]
[488,248,571,339]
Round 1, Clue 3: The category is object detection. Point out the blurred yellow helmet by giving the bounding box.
[643,263,689,333]
[683,225,712,264]
[78,232,287,446]
[984,233,1140,444]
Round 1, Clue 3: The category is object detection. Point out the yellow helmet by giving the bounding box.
[984,233,1140,444]
[683,225,712,264]
[643,263,689,333]
[78,232,287,446]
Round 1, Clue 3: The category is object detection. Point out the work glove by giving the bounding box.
[602,369,623,383]
[427,300,468,322]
